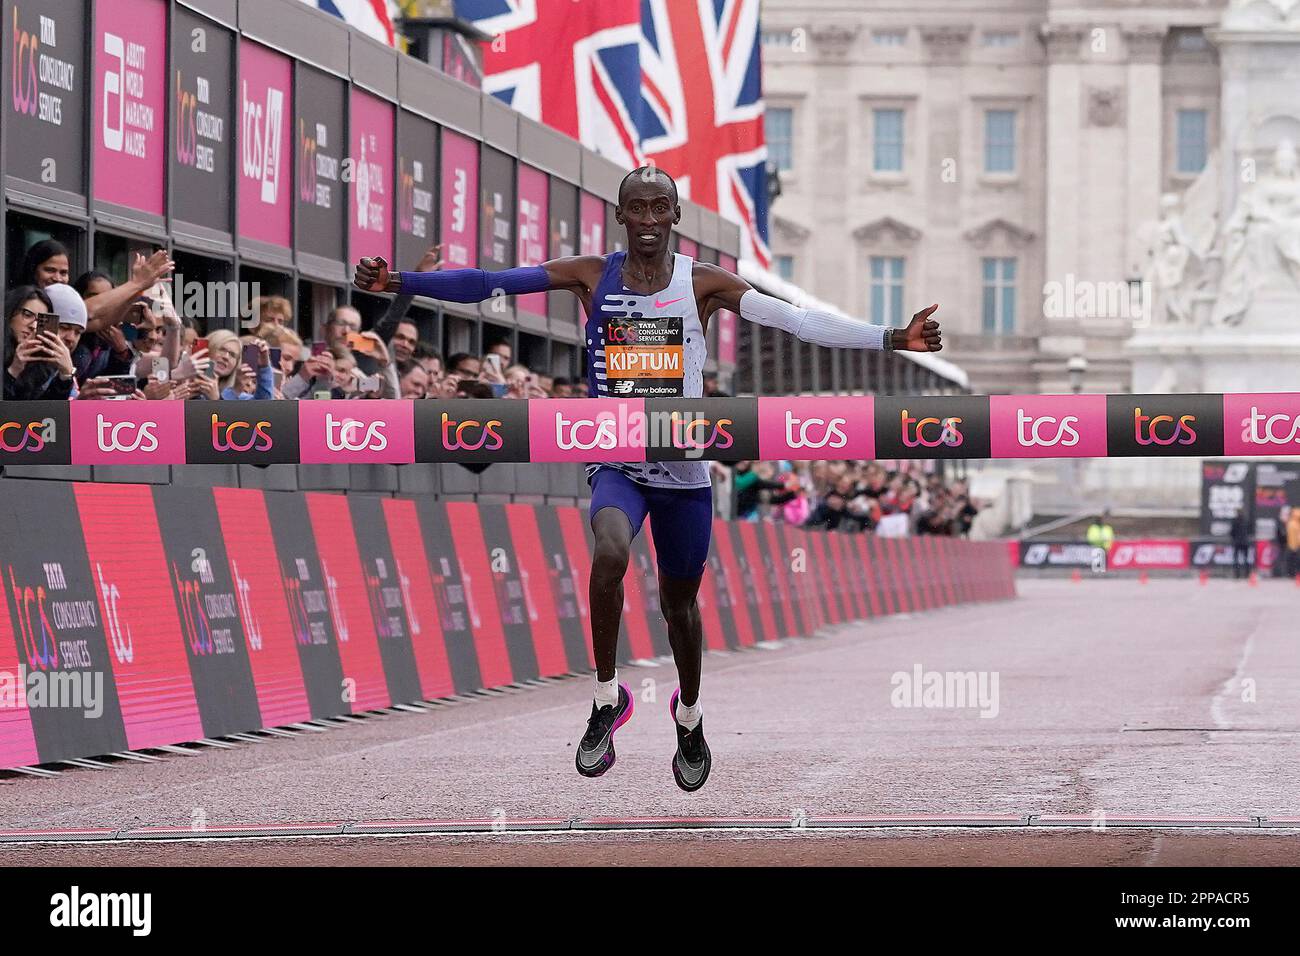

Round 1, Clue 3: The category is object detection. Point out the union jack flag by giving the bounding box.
[455,0,769,267]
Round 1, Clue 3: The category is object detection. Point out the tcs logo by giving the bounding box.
[97,415,158,453]
[210,414,273,453]
[900,409,963,448]
[1016,410,1080,447]
[1133,408,1197,446]
[441,413,503,451]
[325,413,387,452]
[608,323,640,344]
[1242,407,1300,446]
[0,417,55,453]
[784,411,847,450]
[669,413,733,451]
[555,413,619,451]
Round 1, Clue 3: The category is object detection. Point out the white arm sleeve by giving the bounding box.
[738,289,889,350]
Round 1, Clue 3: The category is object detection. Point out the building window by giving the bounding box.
[984,110,1016,173]
[873,30,906,47]
[873,109,904,172]
[981,257,1017,333]
[1176,109,1208,174]
[870,256,905,325]
[982,31,1019,47]
[775,255,795,282]
[1173,29,1208,52]
[766,107,793,172]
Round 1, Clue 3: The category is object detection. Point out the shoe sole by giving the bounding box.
[669,689,711,792]
[575,682,634,778]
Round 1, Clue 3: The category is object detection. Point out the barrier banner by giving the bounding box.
[0,481,1016,770]
[506,504,585,676]
[348,495,425,705]
[741,522,790,640]
[763,523,802,637]
[1189,540,1254,569]
[475,503,541,682]
[303,494,394,711]
[152,485,263,737]
[378,498,457,699]
[14,396,1300,464]
[1107,539,1188,571]
[442,501,514,687]
[262,492,349,719]
[0,481,129,763]
[708,519,749,648]
[630,533,671,657]
[725,523,772,644]
[212,488,313,726]
[410,500,484,693]
[553,505,597,669]
[1018,540,1105,569]
[616,533,657,662]
[74,483,205,749]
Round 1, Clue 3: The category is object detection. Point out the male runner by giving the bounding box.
[354,166,942,792]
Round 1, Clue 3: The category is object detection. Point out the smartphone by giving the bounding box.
[242,343,260,369]
[346,331,379,355]
[151,356,170,382]
[311,342,329,357]
[193,337,209,355]
[268,347,282,369]
[272,369,285,391]
[104,375,137,399]
[357,373,382,393]
[36,313,60,337]
[485,353,503,373]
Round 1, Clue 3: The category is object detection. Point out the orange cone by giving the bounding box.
[1138,571,1149,585]
[1248,572,1258,587]
[1070,569,1082,583]
[1294,574,1300,588]
[1199,570,1209,585]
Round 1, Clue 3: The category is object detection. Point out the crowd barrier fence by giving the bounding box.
[0,479,1015,769]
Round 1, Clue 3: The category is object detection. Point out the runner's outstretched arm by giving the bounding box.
[354,256,601,301]
[697,262,943,353]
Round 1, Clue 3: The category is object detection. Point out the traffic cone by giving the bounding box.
[1138,571,1149,585]
[1070,569,1082,584]
[1294,574,1300,588]
[1199,570,1209,585]
[1248,572,1258,587]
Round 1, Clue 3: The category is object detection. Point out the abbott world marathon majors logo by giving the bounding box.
[757,395,874,461]
[0,402,70,464]
[69,403,183,464]
[989,395,1108,459]
[298,401,413,464]
[415,399,529,463]
[1223,393,1300,455]
[873,396,991,460]
[183,400,298,464]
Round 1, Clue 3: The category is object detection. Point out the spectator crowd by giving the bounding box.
[4,237,978,536]
[718,458,979,537]
[4,240,587,404]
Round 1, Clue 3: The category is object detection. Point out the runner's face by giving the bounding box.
[618,181,677,259]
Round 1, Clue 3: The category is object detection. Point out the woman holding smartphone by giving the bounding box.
[206,329,275,400]
[3,285,77,400]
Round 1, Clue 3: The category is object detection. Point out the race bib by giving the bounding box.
[604,316,684,396]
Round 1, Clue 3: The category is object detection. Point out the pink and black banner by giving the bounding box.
[0,482,1013,768]
[2,394,1298,467]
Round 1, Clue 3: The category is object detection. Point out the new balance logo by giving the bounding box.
[612,380,635,395]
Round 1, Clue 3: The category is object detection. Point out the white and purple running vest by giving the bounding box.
[585,251,710,489]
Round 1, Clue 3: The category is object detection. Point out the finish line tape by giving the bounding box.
[1,393,1297,466]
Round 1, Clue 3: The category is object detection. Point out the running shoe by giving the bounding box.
[669,689,712,792]
[575,682,633,777]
